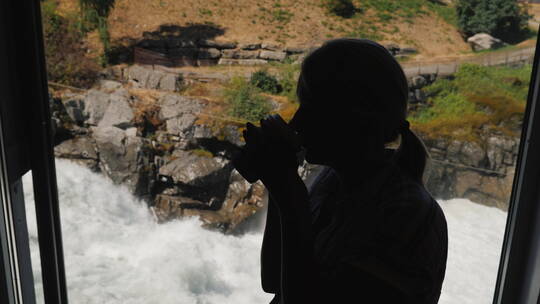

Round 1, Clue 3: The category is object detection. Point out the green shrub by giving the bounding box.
[411,63,530,140]
[250,70,282,94]
[322,0,356,18]
[456,0,531,42]
[41,0,100,88]
[277,64,300,103]
[225,77,272,122]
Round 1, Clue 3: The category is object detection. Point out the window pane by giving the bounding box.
[21,171,45,304]
[41,0,536,303]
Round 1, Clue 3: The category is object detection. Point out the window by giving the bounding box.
[2,1,540,303]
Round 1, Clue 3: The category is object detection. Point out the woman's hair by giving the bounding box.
[296,38,429,183]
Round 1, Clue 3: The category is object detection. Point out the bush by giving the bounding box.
[41,0,100,88]
[456,0,531,42]
[225,77,272,122]
[323,0,356,18]
[250,70,282,94]
[277,64,300,102]
[411,63,530,140]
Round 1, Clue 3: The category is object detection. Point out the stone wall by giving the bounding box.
[133,37,417,67]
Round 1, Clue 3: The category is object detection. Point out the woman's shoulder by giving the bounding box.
[379,166,436,211]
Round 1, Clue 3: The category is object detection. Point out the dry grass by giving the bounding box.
[55,0,470,59]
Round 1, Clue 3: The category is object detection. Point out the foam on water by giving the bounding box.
[23,159,507,303]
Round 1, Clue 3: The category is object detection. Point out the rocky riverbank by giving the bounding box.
[50,68,521,232]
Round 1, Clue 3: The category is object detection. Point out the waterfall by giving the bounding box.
[22,158,505,303]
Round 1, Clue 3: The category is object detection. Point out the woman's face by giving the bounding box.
[289,101,386,167]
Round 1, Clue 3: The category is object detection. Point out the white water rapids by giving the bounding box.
[23,158,507,303]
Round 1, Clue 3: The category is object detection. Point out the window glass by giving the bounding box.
[21,171,45,304]
[38,0,537,303]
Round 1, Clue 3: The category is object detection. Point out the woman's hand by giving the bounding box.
[242,114,301,187]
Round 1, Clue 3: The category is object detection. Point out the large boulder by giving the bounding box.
[98,93,134,129]
[259,50,287,61]
[467,33,506,51]
[159,94,204,135]
[92,126,153,197]
[158,150,231,188]
[127,65,152,88]
[83,89,111,126]
[54,136,99,171]
[221,49,260,59]
[61,93,86,125]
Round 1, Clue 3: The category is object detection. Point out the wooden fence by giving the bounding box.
[401,47,536,78]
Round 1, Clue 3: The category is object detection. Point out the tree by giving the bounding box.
[323,0,356,18]
[456,0,531,42]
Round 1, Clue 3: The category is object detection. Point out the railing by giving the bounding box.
[401,47,536,78]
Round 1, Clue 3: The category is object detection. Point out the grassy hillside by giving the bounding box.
[55,0,471,60]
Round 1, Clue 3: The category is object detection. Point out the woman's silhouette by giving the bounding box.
[236,38,448,304]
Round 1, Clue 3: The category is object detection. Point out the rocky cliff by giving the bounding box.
[50,69,521,233]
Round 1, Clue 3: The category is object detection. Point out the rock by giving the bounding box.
[447,140,462,162]
[61,94,86,125]
[221,49,260,59]
[400,47,418,55]
[411,75,427,88]
[98,94,134,129]
[239,43,261,50]
[54,136,99,171]
[487,136,514,171]
[259,50,287,61]
[159,74,179,92]
[197,39,237,49]
[285,46,308,54]
[261,43,280,51]
[460,141,486,167]
[146,70,165,90]
[127,65,152,88]
[385,43,400,55]
[217,58,268,65]
[83,89,111,126]
[54,136,98,159]
[218,169,265,229]
[166,114,198,135]
[158,150,231,187]
[158,93,204,137]
[125,127,138,137]
[159,94,203,120]
[93,126,153,196]
[198,48,221,59]
[99,80,123,91]
[414,89,426,103]
[192,125,214,139]
[467,33,505,51]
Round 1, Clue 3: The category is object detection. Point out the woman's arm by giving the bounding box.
[263,170,320,304]
[260,194,281,293]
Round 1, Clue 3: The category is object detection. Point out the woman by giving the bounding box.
[238,38,448,304]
